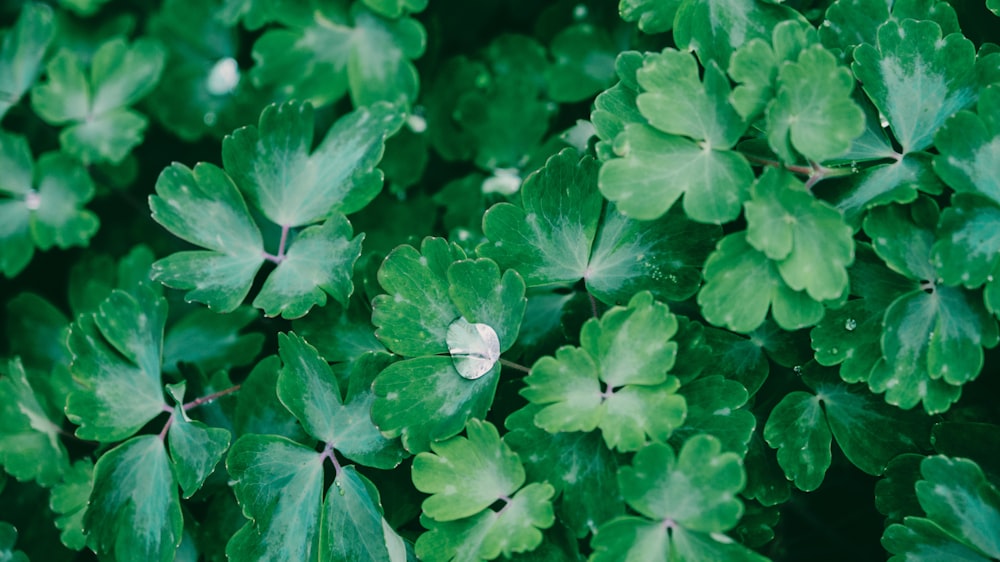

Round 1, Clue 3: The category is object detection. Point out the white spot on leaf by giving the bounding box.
[447,317,500,380]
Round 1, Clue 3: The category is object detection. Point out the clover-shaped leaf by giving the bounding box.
[277,332,406,469]
[30,36,165,164]
[672,0,805,67]
[66,283,168,442]
[0,2,55,120]
[698,233,825,333]
[863,203,1000,413]
[618,0,680,34]
[371,238,526,453]
[820,0,959,54]
[0,131,99,278]
[729,20,817,122]
[671,375,756,456]
[852,19,978,154]
[412,419,555,561]
[522,291,686,452]
[50,459,94,551]
[767,45,864,163]
[883,455,1000,561]
[164,385,230,499]
[745,168,854,302]
[151,100,394,318]
[591,436,763,561]
[480,149,720,304]
[250,1,425,107]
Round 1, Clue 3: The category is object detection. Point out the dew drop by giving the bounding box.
[24,191,41,211]
[793,365,802,375]
[844,318,857,331]
[206,57,240,95]
[573,4,588,19]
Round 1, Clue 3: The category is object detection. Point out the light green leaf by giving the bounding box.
[698,233,825,333]
[933,85,1000,206]
[883,517,994,562]
[810,299,883,383]
[348,4,425,106]
[0,2,55,120]
[728,20,817,122]
[636,49,747,148]
[363,0,428,18]
[763,390,831,492]
[619,0,681,33]
[620,436,745,532]
[446,258,526,355]
[226,435,325,562]
[252,214,363,317]
[66,285,168,442]
[599,123,754,223]
[745,169,854,301]
[412,418,524,521]
[767,46,864,163]
[0,523,27,562]
[823,153,942,228]
[590,517,768,562]
[223,100,402,227]
[150,162,264,313]
[165,385,231,499]
[85,436,182,562]
[31,37,166,163]
[852,19,978,154]
[821,0,959,56]
[522,292,686,451]
[0,358,70,487]
[504,405,624,538]
[278,333,406,468]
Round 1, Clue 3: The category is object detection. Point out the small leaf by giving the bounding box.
[763,391,831,492]
[0,2,55,119]
[619,0,681,33]
[50,459,94,551]
[0,358,70,487]
[672,376,755,456]
[85,436,183,562]
[321,466,409,562]
[0,522,28,562]
[852,19,978,154]
[412,418,524,521]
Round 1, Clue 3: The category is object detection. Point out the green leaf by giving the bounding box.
[698,233,825,333]
[31,37,166,163]
[222,100,403,227]
[277,333,406,469]
[66,284,168,442]
[372,356,499,455]
[251,214,363,317]
[931,194,1000,289]
[412,418,524,521]
[673,0,806,66]
[521,292,686,452]
[852,19,978,154]
[149,162,264,313]
[932,422,1000,484]
[636,49,747,148]
[810,299,883,383]
[504,405,624,538]
[233,356,307,441]
[165,386,231,499]
[884,455,1000,560]
[933,84,1000,206]
[0,132,99,277]
[875,453,924,524]
[225,435,325,561]
[619,0,681,33]
[599,123,754,223]
[0,358,70,487]
[764,389,831,492]
[672,376,755,456]
[50,459,94,551]
[619,435,745,531]
[590,517,768,562]
[292,298,385,366]
[728,20,816,122]
[547,23,616,103]
[767,45,864,163]
[86,436,183,562]
[363,0,428,18]
[0,522,28,562]
[822,153,942,229]
[249,2,425,107]
[745,168,854,301]
[0,2,55,120]
[162,306,264,377]
[322,466,409,562]
[820,0,959,54]
[371,238,465,357]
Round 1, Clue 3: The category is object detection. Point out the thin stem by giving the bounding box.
[588,291,600,319]
[158,414,174,441]
[263,224,291,264]
[321,442,342,475]
[742,153,852,189]
[499,358,531,374]
[183,384,241,411]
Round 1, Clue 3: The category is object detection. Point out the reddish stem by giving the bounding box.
[183,384,242,411]
[263,224,291,264]
[499,358,531,374]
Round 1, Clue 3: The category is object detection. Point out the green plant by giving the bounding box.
[2,0,1000,560]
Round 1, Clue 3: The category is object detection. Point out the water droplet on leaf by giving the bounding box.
[844,318,857,331]
[447,317,500,380]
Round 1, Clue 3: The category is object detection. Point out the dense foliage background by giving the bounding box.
[2,0,1000,561]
